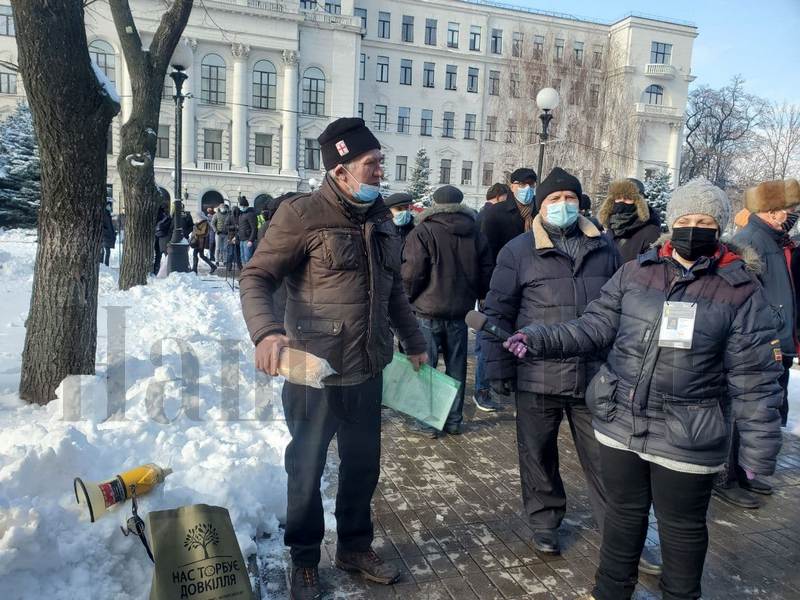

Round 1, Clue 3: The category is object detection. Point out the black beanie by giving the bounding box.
[509,167,538,184]
[433,185,463,204]
[535,167,582,209]
[318,117,381,170]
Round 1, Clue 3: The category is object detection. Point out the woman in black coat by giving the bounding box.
[598,178,662,263]
[503,179,783,600]
[100,202,116,266]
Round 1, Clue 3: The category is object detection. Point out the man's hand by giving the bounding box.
[490,379,516,396]
[247,240,253,247]
[408,352,428,371]
[255,334,290,376]
[503,332,529,359]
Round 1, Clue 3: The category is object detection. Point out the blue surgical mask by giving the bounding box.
[343,167,381,203]
[393,210,412,226]
[515,185,534,205]
[546,201,579,228]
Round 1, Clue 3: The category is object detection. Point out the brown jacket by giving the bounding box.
[239,175,426,386]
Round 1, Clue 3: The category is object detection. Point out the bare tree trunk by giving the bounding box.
[13,0,119,405]
[111,0,194,290]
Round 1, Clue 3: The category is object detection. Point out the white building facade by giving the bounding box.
[0,0,696,212]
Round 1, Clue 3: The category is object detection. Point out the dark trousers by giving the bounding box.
[474,331,489,394]
[99,245,112,266]
[225,240,242,270]
[192,246,215,272]
[594,444,716,600]
[152,237,162,275]
[779,355,792,426]
[282,375,382,567]
[515,393,607,531]
[418,317,467,428]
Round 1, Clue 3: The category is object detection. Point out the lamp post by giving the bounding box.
[167,64,190,273]
[535,87,560,178]
[308,177,319,191]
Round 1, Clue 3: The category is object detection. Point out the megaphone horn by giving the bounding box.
[74,463,172,523]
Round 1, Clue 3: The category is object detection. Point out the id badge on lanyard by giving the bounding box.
[658,301,697,349]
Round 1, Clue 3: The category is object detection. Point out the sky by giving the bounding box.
[512,0,800,103]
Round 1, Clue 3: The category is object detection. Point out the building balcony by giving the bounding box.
[645,63,676,79]
[301,8,361,27]
[239,0,299,15]
[202,160,226,172]
[635,103,681,118]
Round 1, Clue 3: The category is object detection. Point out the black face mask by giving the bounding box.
[782,212,799,232]
[671,227,719,262]
[611,202,637,215]
[609,202,640,235]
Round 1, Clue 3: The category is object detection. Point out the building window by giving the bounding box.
[482,162,494,186]
[305,138,320,171]
[574,41,584,65]
[569,82,582,105]
[423,62,435,88]
[0,71,16,94]
[402,15,414,42]
[533,34,544,59]
[512,31,523,57]
[302,67,325,115]
[467,67,478,93]
[506,120,516,143]
[0,6,14,37]
[324,0,341,14]
[252,60,277,110]
[396,155,408,181]
[301,0,317,8]
[354,7,367,30]
[529,77,540,99]
[204,129,222,160]
[491,29,502,54]
[359,53,366,80]
[254,133,272,166]
[442,111,455,138]
[201,54,226,105]
[447,22,459,48]
[592,45,603,68]
[439,159,451,184]
[89,40,116,84]
[400,59,412,85]
[464,113,476,139]
[445,64,457,90]
[488,70,499,96]
[590,84,600,108]
[373,104,387,131]
[425,19,437,45]
[461,161,472,185]
[376,56,389,83]
[510,72,520,97]
[645,84,664,105]
[357,102,363,118]
[107,124,113,155]
[650,41,672,64]
[156,125,170,158]
[398,106,411,133]
[378,11,390,39]
[554,38,564,62]
[486,116,497,141]
[470,25,481,51]
[421,109,433,136]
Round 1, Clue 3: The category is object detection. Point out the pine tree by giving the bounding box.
[0,104,41,228]
[406,148,432,201]
[645,169,672,225]
[594,171,613,203]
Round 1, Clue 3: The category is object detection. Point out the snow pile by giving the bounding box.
[0,229,290,599]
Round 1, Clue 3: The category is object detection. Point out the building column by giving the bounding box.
[181,38,198,168]
[231,43,250,171]
[280,49,299,177]
[669,121,683,187]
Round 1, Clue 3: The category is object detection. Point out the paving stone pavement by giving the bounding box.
[258,348,800,599]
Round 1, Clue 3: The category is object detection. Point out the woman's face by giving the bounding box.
[671,213,719,231]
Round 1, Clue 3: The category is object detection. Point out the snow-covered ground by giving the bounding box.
[0,229,291,599]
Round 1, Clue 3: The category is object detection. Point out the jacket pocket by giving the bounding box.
[663,398,727,451]
[321,230,361,271]
[585,363,618,422]
[293,318,344,340]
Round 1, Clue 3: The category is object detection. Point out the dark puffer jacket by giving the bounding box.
[734,214,798,357]
[238,207,258,243]
[239,174,426,386]
[478,195,526,265]
[401,204,494,320]
[520,241,783,473]
[483,215,620,398]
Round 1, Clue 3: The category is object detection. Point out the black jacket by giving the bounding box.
[607,212,662,264]
[478,195,526,265]
[520,242,783,473]
[168,212,193,241]
[483,215,620,397]
[102,210,116,248]
[394,221,414,241]
[224,208,240,242]
[401,204,493,320]
[735,215,798,356]
[238,207,258,243]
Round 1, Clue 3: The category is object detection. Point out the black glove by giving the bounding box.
[490,379,516,396]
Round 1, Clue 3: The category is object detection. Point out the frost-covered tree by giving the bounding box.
[0,104,41,228]
[645,169,672,225]
[406,148,432,201]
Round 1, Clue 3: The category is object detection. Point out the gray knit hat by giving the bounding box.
[666,178,731,231]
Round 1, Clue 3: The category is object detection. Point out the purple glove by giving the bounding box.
[503,332,529,359]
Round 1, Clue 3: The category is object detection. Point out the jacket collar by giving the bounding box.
[531,214,602,250]
[320,173,391,225]
[414,203,477,225]
[640,237,755,287]
[745,213,790,244]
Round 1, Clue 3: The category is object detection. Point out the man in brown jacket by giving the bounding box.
[239,117,427,600]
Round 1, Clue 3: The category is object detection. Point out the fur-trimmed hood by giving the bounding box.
[651,233,762,274]
[414,203,477,226]
[598,179,650,227]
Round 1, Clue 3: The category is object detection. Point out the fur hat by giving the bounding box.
[666,178,731,231]
[744,179,800,213]
[598,179,650,226]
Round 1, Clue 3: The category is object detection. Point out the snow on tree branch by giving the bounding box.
[90,61,121,108]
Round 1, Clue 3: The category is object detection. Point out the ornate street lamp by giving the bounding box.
[167,64,190,273]
[535,87,560,178]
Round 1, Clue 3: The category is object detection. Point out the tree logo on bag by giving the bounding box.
[183,523,220,559]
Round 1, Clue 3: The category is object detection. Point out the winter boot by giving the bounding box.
[713,482,760,509]
[335,547,401,584]
[289,566,322,600]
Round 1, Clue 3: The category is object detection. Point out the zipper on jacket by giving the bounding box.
[362,222,375,375]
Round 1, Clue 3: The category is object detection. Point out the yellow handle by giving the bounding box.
[117,463,170,497]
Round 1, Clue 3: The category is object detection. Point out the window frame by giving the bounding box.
[400,59,413,85]
[376,56,389,83]
[301,67,326,116]
[464,113,476,140]
[204,128,223,160]
[421,109,433,136]
[201,53,226,106]
[490,29,502,54]
[447,22,459,49]
[378,11,391,39]
[156,124,170,158]
[442,111,455,138]
[467,67,478,93]
[423,62,435,88]
[396,155,408,181]
[425,18,437,46]
[254,133,273,166]
[252,60,277,110]
[304,138,321,171]
[402,15,414,42]
[445,64,457,90]
[650,41,672,65]
[469,25,481,51]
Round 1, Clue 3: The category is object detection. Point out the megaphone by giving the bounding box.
[74,463,172,522]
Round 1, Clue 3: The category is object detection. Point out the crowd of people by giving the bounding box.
[233,117,796,600]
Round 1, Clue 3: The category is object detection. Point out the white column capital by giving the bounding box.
[282,50,299,68]
[232,43,250,61]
